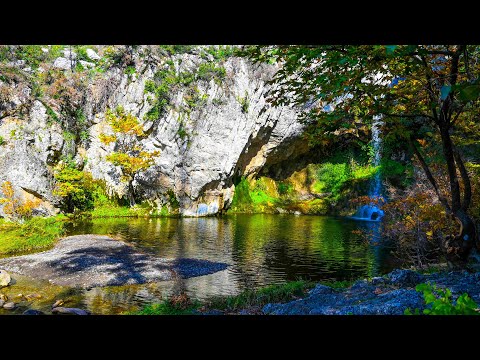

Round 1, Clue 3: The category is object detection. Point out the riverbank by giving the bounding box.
[132,269,480,315]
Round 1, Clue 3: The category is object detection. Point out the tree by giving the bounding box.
[244,45,480,266]
[53,158,95,214]
[100,106,160,206]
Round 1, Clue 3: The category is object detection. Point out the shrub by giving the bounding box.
[382,182,456,268]
[0,181,41,222]
[53,159,95,213]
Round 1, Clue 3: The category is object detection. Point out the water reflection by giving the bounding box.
[2,214,394,314]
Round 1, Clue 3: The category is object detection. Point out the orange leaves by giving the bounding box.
[1,181,15,200]
[105,107,145,137]
[100,107,160,194]
[0,181,40,221]
[106,150,159,179]
[99,133,117,145]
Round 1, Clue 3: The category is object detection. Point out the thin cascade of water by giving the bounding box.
[350,115,384,222]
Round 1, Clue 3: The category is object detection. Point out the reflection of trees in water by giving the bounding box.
[66,214,394,302]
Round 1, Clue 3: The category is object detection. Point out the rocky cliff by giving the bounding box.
[0,46,308,217]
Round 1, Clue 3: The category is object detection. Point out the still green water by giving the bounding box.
[0,214,395,314]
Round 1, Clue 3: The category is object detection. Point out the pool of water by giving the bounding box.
[0,214,396,314]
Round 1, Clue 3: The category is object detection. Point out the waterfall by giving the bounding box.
[350,115,384,222]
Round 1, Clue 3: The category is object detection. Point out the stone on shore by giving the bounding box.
[0,270,11,287]
[262,269,480,315]
[23,309,45,315]
[52,307,90,315]
[3,302,16,310]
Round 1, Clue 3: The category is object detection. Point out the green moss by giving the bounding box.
[0,216,66,256]
[206,281,315,312]
[131,300,200,315]
[230,177,279,213]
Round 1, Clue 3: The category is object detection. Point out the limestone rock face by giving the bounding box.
[0,47,309,217]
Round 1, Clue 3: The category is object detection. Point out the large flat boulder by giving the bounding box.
[0,235,228,288]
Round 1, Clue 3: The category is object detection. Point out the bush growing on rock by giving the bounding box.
[0,181,41,222]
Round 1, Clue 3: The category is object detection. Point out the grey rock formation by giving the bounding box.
[261,269,480,315]
[86,48,100,61]
[0,235,228,287]
[52,57,71,70]
[0,48,307,217]
[387,269,425,287]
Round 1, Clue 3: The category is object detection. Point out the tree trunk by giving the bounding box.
[445,209,478,266]
[128,181,136,207]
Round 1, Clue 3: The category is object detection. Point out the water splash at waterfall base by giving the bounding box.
[350,204,384,222]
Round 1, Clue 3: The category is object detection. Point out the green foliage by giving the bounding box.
[207,281,315,312]
[133,300,199,315]
[230,177,278,213]
[320,279,355,289]
[0,216,66,255]
[196,62,226,83]
[45,104,60,124]
[166,189,180,209]
[236,91,250,113]
[0,136,4,146]
[124,65,136,77]
[53,159,95,213]
[101,107,160,204]
[144,53,227,121]
[132,280,314,315]
[14,45,45,70]
[277,181,293,196]
[158,45,194,55]
[204,45,236,61]
[405,282,480,315]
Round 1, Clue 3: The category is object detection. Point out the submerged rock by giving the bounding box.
[23,309,45,315]
[24,293,42,301]
[52,307,90,315]
[0,300,4,307]
[0,270,11,287]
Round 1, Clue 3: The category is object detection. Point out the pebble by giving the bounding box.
[0,270,11,287]
[52,299,64,308]
[3,302,16,310]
